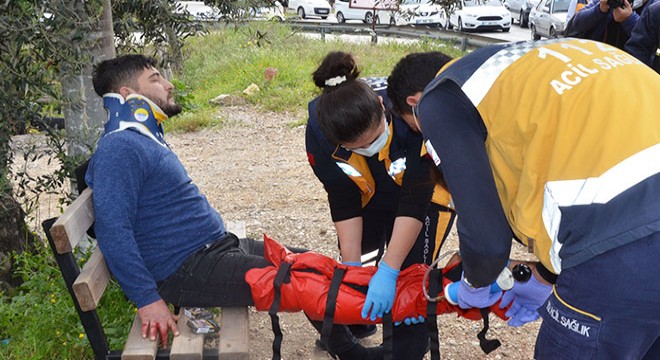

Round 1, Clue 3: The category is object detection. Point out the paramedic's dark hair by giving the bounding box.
[92,55,158,97]
[312,51,382,144]
[387,52,453,117]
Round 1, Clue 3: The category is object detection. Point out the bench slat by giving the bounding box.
[121,314,158,360]
[170,314,204,360]
[51,188,94,254]
[218,307,249,360]
[73,246,110,312]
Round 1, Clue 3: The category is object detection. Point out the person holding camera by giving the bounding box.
[626,1,660,72]
[570,0,656,49]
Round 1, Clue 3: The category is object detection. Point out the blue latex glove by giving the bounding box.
[394,315,425,326]
[361,260,399,321]
[456,274,503,309]
[499,274,552,327]
[342,261,362,267]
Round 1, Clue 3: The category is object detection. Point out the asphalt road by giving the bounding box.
[297,13,533,43]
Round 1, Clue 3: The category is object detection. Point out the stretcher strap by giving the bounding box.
[269,261,292,360]
[321,267,347,357]
[426,268,441,360]
[477,307,501,354]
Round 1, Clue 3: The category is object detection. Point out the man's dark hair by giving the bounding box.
[387,52,453,117]
[92,55,158,97]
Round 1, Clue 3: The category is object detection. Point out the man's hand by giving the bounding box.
[361,260,399,321]
[456,274,502,309]
[499,273,552,327]
[137,299,180,349]
[613,0,633,22]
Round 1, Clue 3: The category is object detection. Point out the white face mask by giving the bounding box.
[351,122,390,157]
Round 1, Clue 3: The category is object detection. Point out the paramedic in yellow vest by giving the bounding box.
[305,51,455,360]
[416,38,660,359]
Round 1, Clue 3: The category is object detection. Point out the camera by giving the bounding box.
[607,0,627,8]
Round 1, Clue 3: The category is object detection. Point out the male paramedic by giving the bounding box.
[415,38,660,359]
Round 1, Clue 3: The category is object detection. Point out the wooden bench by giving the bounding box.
[43,188,249,360]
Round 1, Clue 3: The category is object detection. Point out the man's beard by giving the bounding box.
[154,98,183,117]
[162,103,183,117]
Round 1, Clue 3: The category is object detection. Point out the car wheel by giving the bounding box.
[447,20,453,30]
[336,11,345,23]
[390,17,396,26]
[550,27,557,38]
[297,7,306,19]
[521,12,528,28]
[365,11,374,24]
[530,24,541,40]
[458,17,464,31]
[321,16,328,19]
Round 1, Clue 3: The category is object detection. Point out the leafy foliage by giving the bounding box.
[0,243,134,359]
[112,1,206,73]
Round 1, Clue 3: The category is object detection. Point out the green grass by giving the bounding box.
[167,22,465,132]
[1,22,466,359]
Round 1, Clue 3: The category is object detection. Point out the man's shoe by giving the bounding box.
[336,343,383,360]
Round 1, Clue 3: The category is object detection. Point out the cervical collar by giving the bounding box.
[102,93,168,147]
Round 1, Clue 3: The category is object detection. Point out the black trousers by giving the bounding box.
[354,203,456,360]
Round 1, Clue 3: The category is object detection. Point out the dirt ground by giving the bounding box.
[14,104,541,359]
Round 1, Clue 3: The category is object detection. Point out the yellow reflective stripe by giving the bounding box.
[552,287,602,321]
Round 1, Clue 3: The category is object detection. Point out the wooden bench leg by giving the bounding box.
[218,307,249,360]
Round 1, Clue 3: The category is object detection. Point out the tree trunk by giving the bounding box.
[0,193,36,295]
[61,0,115,192]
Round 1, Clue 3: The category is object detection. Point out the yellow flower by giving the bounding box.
[79,333,85,339]
[50,298,56,304]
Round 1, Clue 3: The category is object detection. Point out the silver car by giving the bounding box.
[529,0,570,39]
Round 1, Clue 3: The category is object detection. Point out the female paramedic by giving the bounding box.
[305,51,455,360]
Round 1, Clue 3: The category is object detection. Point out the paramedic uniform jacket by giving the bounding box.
[417,38,660,287]
[305,88,448,226]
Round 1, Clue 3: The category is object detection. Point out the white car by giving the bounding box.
[334,0,394,24]
[393,0,447,27]
[529,0,570,39]
[448,0,512,32]
[288,0,332,19]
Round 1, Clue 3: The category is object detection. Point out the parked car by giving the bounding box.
[392,0,447,27]
[334,0,394,24]
[288,0,331,19]
[529,0,570,39]
[448,0,512,32]
[507,0,540,27]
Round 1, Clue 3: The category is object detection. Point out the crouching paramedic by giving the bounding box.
[305,51,456,360]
